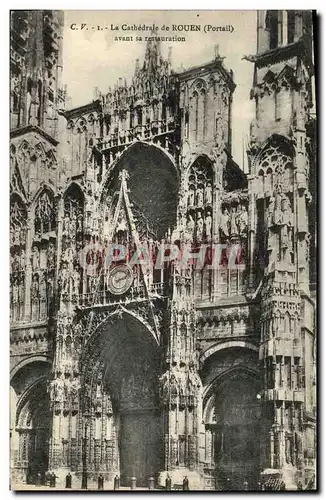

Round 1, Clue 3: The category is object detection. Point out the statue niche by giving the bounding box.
[59,185,84,304]
[186,157,214,244]
[30,189,57,322]
[219,203,248,243]
[266,192,294,266]
[256,139,295,267]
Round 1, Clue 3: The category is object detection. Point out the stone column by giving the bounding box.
[247,178,258,290]
[277,11,283,47]
[212,152,225,301]
[56,196,64,265]
[282,11,288,46]
[158,300,203,489]
[260,266,304,489]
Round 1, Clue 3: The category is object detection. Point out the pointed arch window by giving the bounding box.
[136,106,143,127]
[266,11,279,49]
[34,190,56,236]
[63,184,84,253]
[193,91,199,141]
[287,11,296,44]
[185,110,189,138]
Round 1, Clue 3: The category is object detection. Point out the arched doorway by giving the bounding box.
[81,311,163,486]
[14,379,51,484]
[203,358,262,490]
[10,359,52,485]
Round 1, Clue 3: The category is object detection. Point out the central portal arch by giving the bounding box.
[81,311,163,486]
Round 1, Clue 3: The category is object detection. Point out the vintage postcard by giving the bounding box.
[10,10,317,491]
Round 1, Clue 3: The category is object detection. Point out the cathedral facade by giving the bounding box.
[10,10,316,490]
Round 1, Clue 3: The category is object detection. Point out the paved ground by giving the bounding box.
[11,484,164,492]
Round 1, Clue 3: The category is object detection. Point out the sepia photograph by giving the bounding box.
[9,10,317,491]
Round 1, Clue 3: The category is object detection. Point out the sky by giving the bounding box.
[62,10,258,168]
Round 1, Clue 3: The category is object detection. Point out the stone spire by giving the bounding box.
[143,31,161,76]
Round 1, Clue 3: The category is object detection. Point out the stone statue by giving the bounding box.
[65,248,75,266]
[249,119,259,145]
[73,268,80,298]
[220,208,230,237]
[205,183,212,205]
[196,187,204,208]
[70,378,80,402]
[196,214,204,241]
[63,216,70,236]
[77,213,83,233]
[237,205,248,236]
[159,372,170,403]
[49,379,57,402]
[205,213,212,239]
[280,194,293,263]
[266,197,279,263]
[267,197,275,229]
[281,194,293,227]
[55,378,65,402]
[70,217,76,235]
[32,246,40,271]
[31,275,39,300]
[187,188,195,207]
[273,193,283,226]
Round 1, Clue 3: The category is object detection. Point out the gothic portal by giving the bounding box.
[10,10,316,490]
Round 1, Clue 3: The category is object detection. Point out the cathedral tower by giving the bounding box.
[10,10,65,485]
[246,10,316,489]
